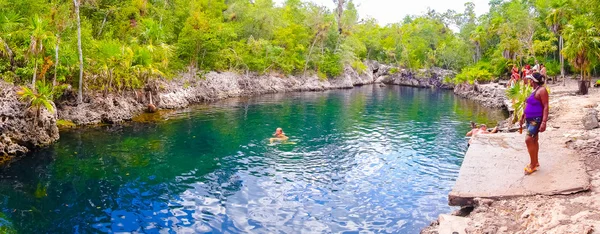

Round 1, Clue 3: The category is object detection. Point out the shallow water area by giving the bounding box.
[0,85,506,233]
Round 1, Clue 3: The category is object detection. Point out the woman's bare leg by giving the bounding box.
[525,135,539,169]
[534,135,540,166]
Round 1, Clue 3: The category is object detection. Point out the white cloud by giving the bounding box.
[274,0,491,25]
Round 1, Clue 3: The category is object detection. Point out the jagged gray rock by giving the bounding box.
[0,81,59,158]
[582,108,599,130]
[454,83,508,109]
[379,67,456,89]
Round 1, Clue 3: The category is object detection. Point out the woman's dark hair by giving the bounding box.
[532,72,545,85]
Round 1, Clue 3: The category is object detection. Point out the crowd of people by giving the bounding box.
[508,62,548,87]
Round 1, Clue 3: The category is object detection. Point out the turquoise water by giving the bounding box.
[0,85,506,233]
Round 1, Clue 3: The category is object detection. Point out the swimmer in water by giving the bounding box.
[270,128,289,143]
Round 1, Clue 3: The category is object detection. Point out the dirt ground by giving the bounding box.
[423,78,600,234]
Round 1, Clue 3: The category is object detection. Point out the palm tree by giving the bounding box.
[28,15,52,90]
[469,26,485,63]
[562,15,599,95]
[545,0,572,84]
[95,40,122,93]
[16,81,55,127]
[0,11,22,71]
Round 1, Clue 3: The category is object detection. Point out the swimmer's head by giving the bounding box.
[480,124,487,130]
[275,128,283,135]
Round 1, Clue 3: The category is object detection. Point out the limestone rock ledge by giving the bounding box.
[57,64,455,125]
[453,82,509,109]
[0,81,59,158]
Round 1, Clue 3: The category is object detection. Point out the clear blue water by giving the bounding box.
[0,85,506,233]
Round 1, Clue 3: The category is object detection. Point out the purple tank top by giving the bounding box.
[524,88,543,118]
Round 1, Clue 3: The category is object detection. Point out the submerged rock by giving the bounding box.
[0,81,59,159]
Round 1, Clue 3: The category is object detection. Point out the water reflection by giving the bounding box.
[0,85,506,233]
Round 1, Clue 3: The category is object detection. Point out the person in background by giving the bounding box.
[466,124,498,146]
[512,65,519,76]
[522,65,530,78]
[540,64,547,81]
[508,69,521,87]
[519,73,549,175]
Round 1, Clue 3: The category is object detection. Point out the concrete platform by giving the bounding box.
[449,133,590,206]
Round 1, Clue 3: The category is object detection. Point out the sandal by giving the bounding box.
[524,164,538,175]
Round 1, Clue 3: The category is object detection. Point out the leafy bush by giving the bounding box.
[543,60,560,76]
[453,65,493,84]
[506,80,533,124]
[389,67,399,74]
[443,76,453,84]
[1,71,17,83]
[319,52,343,78]
[351,61,367,74]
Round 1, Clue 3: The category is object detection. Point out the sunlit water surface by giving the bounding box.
[0,85,506,233]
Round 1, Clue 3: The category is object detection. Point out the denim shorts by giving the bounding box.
[526,117,542,137]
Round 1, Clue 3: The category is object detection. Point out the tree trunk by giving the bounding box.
[560,35,565,86]
[75,0,84,104]
[2,41,15,71]
[53,35,60,90]
[304,31,323,77]
[32,59,38,90]
[475,42,481,62]
[336,0,345,34]
[579,70,588,95]
[97,11,109,38]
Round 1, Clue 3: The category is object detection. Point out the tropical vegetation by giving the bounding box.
[1,0,600,103]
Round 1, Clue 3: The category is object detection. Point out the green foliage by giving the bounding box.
[562,15,600,81]
[544,60,561,76]
[0,0,599,89]
[454,64,494,84]
[319,52,343,78]
[351,60,367,74]
[389,67,399,74]
[16,81,54,113]
[506,80,533,124]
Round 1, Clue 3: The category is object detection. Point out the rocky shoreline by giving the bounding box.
[1,63,459,161]
[423,79,600,234]
[0,81,59,160]
[453,82,511,109]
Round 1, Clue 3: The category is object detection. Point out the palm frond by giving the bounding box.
[16,82,55,113]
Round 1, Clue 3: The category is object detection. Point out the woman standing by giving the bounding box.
[519,73,549,175]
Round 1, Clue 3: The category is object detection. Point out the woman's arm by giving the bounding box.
[539,88,550,132]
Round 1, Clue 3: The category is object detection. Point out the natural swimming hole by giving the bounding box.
[0,85,507,233]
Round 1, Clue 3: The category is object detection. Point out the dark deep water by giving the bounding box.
[0,85,507,233]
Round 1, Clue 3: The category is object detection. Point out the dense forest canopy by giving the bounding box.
[0,0,599,97]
